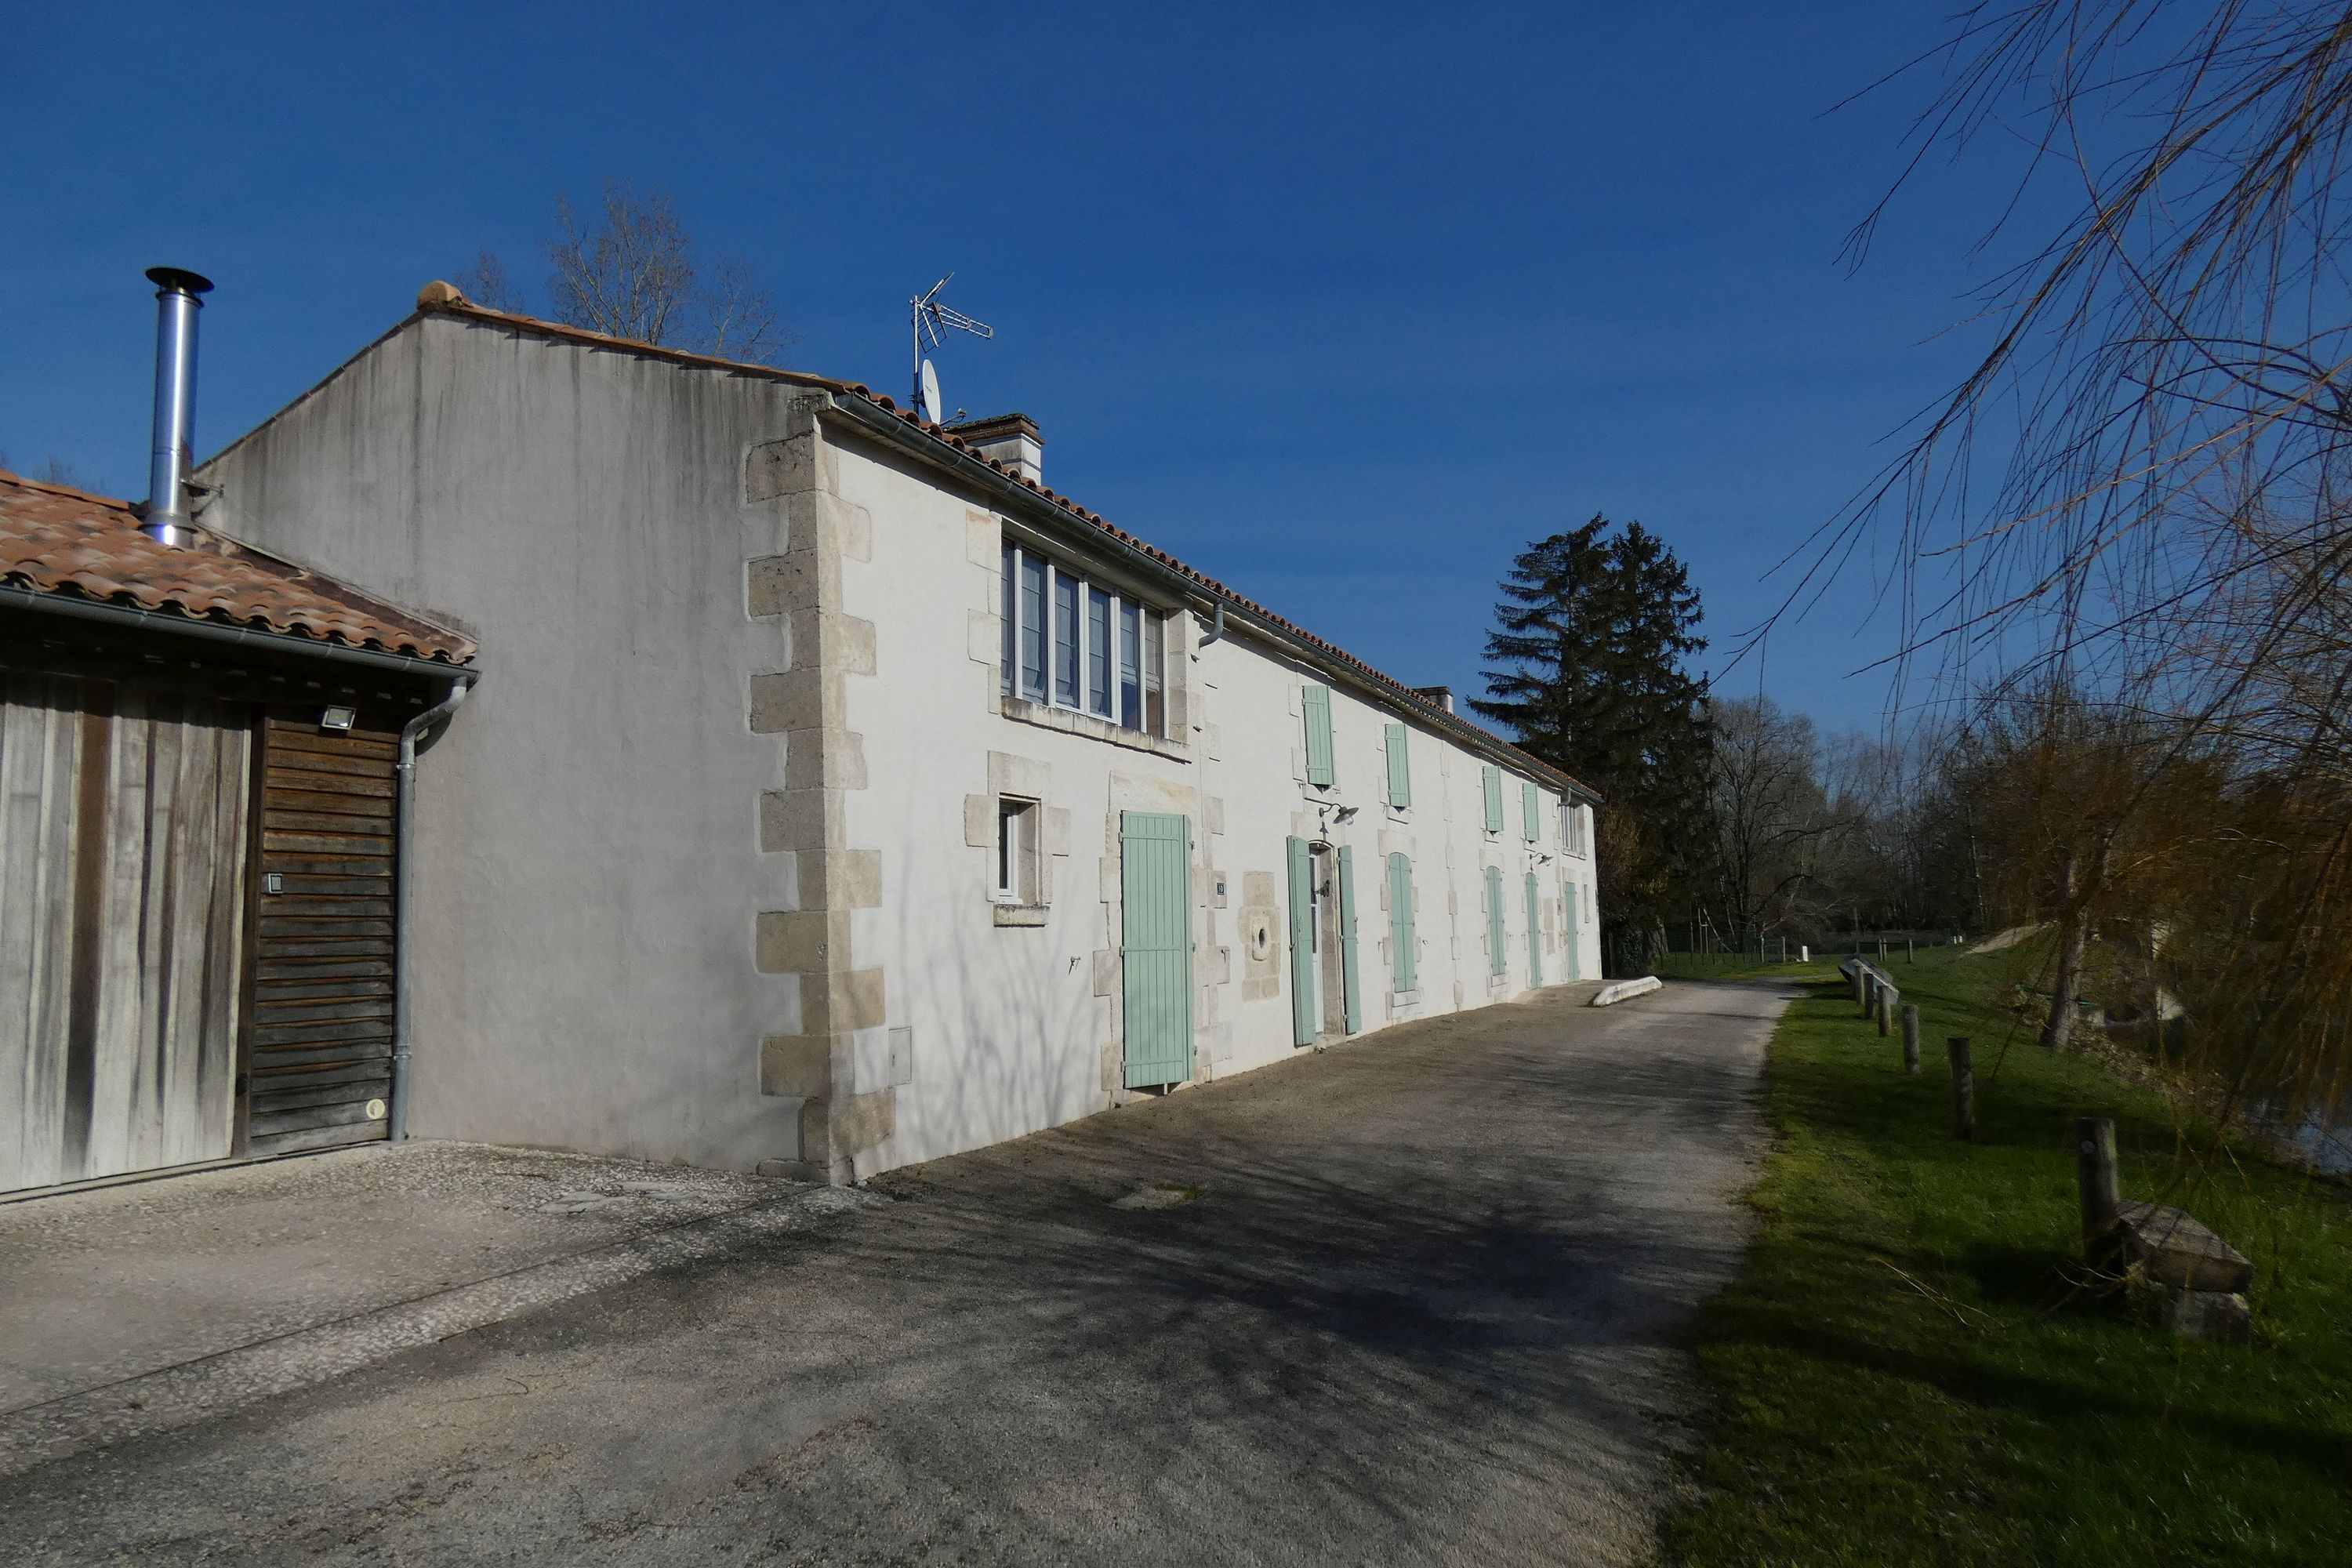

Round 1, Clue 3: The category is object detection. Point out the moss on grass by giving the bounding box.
[1662,946,2352,1566]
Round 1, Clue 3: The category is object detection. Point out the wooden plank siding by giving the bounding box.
[1,676,251,1193]
[247,714,399,1155]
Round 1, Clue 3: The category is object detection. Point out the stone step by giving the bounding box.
[2111,1200,2253,1293]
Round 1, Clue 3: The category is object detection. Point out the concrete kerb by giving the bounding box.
[1590,975,1664,1007]
[0,1179,886,1479]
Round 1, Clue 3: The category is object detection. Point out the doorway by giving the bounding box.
[1119,811,1193,1089]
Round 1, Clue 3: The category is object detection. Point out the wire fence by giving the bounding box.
[1608,927,1968,978]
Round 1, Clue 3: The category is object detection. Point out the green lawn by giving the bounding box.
[1661,945,2352,1566]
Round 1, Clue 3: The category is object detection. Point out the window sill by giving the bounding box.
[992,902,1050,927]
[997,695,1189,761]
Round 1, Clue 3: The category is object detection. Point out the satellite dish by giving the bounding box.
[919,359,942,424]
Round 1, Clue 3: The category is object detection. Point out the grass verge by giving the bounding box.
[1661,945,2352,1566]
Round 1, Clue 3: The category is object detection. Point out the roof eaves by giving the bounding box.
[301,295,1598,800]
[819,391,1603,804]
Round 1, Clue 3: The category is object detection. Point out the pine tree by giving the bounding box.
[1472,517,1711,949]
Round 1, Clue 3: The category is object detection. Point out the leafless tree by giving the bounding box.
[1707,696,1849,938]
[452,251,524,314]
[459,180,789,363]
[1770,2,2352,1120]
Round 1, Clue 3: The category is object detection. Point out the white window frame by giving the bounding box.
[1000,543,1166,738]
[1562,801,1588,857]
[995,797,1040,905]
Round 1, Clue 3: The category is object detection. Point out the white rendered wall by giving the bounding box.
[828,429,1602,1176]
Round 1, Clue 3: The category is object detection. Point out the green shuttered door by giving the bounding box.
[1120,812,1192,1088]
[1338,845,1363,1034]
[1388,852,1415,993]
[1287,835,1316,1045]
[1485,865,1505,975]
[1563,881,1582,982]
[1526,870,1543,985]
[1302,686,1334,786]
[1384,723,1410,808]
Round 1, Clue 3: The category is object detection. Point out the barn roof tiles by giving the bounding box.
[0,469,477,666]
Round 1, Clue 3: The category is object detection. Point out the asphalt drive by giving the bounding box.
[4,978,1784,1566]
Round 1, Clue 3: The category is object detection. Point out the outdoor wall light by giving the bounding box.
[1333,804,1359,823]
[320,705,357,731]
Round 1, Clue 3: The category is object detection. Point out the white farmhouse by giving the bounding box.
[194,285,1602,1183]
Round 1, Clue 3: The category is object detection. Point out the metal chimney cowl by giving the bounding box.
[143,266,214,547]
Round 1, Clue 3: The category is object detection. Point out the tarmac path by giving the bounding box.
[5,978,1784,1566]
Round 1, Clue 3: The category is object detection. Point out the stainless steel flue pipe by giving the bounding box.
[142,266,214,546]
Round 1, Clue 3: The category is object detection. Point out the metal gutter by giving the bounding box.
[0,582,475,681]
[388,671,476,1142]
[822,394,1603,806]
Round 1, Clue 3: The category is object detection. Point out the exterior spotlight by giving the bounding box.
[320,705,357,731]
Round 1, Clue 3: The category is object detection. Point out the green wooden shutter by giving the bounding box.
[1563,880,1581,981]
[1120,812,1194,1088]
[1525,869,1543,985]
[1485,866,1504,975]
[1338,845,1363,1033]
[1482,766,1503,833]
[1301,685,1334,786]
[1287,835,1316,1045]
[1388,852,1416,993]
[1523,782,1541,843]
[1383,723,1410,808]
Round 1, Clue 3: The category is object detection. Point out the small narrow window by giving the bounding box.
[1019,552,1047,701]
[1000,543,1016,696]
[1143,610,1164,735]
[996,798,1039,904]
[1118,599,1142,729]
[1053,568,1080,706]
[1087,586,1112,717]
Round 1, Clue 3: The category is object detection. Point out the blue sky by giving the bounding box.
[5,2,2018,731]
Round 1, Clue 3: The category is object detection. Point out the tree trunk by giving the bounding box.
[2042,858,2089,1051]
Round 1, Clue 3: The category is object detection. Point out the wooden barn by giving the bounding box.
[0,468,476,1198]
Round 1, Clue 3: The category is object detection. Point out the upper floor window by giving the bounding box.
[1001,543,1167,737]
[1561,800,1588,856]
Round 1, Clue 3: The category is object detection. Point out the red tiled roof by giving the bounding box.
[401,294,1592,797]
[0,469,477,666]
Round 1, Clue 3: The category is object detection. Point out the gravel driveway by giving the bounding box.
[5,978,1782,1567]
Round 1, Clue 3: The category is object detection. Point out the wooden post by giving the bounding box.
[2075,1116,2120,1261]
[1877,936,1888,964]
[1948,1036,1975,1142]
[1859,971,1875,1016]
[1876,985,1894,1037]
[1852,966,1867,1008]
[1906,937,1915,964]
[1900,1004,1920,1074]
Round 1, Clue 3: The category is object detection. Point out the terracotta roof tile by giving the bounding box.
[0,470,477,666]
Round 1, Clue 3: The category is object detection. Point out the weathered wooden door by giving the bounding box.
[248,713,401,1155]
[0,676,251,1194]
[1120,811,1192,1088]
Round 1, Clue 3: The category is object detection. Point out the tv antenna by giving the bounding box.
[909,274,993,424]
